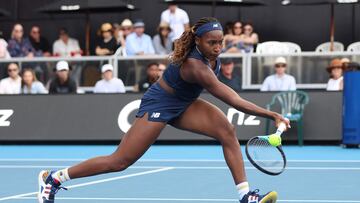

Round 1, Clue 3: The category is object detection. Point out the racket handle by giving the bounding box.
[275,119,288,136]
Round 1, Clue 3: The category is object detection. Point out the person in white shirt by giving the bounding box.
[261,57,296,91]
[93,64,126,93]
[53,28,82,57]
[0,63,21,94]
[160,3,190,42]
[326,58,344,91]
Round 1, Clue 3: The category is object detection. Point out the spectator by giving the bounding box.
[261,57,296,91]
[153,22,173,55]
[21,68,47,94]
[0,38,10,59]
[7,23,40,57]
[160,3,190,42]
[239,23,258,52]
[0,63,21,94]
[95,23,119,56]
[224,21,234,35]
[29,25,51,57]
[326,58,345,91]
[114,19,133,47]
[158,63,166,78]
[341,57,350,71]
[218,58,241,92]
[53,28,82,57]
[125,19,155,56]
[223,21,248,53]
[93,64,126,93]
[135,62,159,92]
[48,61,77,94]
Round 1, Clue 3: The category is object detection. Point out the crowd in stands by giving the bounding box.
[0,3,359,95]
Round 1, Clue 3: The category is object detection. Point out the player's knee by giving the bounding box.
[218,124,237,144]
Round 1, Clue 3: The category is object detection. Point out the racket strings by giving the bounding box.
[247,138,285,174]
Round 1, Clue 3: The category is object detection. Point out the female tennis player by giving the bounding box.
[38,17,289,203]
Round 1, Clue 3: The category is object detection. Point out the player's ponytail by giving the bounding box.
[171,17,219,65]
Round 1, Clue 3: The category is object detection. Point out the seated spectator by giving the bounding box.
[0,63,21,94]
[53,28,82,57]
[153,22,173,55]
[7,23,40,57]
[224,21,234,35]
[125,19,155,56]
[48,61,77,94]
[93,64,125,93]
[223,21,249,53]
[239,23,258,52]
[114,19,133,47]
[29,25,51,57]
[21,68,47,94]
[95,23,119,56]
[0,38,10,59]
[218,58,241,92]
[261,57,296,91]
[326,58,345,91]
[135,62,159,92]
[341,57,350,71]
[160,3,190,42]
[158,63,167,78]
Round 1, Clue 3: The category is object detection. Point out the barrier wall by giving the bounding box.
[0,91,341,142]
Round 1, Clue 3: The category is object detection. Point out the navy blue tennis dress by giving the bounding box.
[136,46,221,123]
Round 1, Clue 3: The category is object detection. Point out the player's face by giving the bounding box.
[197,30,223,61]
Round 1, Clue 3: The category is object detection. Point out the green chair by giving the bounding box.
[265,91,309,146]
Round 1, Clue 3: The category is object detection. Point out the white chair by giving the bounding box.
[347,42,360,52]
[315,41,344,52]
[256,41,290,54]
[282,42,302,53]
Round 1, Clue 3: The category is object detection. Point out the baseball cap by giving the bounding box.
[275,57,287,65]
[56,60,69,71]
[121,19,133,27]
[221,58,234,65]
[101,64,113,73]
[133,19,145,28]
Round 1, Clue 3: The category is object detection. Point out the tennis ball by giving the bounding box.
[268,134,282,147]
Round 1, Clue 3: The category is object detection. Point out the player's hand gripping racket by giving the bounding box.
[245,121,288,176]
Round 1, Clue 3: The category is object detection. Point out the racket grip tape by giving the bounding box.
[275,118,289,136]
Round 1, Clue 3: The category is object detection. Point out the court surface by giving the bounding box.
[0,145,359,203]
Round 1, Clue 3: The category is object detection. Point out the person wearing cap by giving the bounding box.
[260,57,297,91]
[53,28,82,57]
[95,23,119,56]
[48,61,77,94]
[152,22,173,55]
[93,64,125,93]
[218,58,242,92]
[125,19,155,56]
[326,58,345,91]
[115,19,133,47]
[160,3,190,42]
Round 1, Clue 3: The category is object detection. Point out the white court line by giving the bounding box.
[1,158,360,163]
[13,197,360,202]
[0,167,174,201]
[1,165,360,170]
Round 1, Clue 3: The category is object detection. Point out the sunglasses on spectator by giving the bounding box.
[275,64,286,68]
[8,69,18,72]
[234,26,242,29]
[122,27,131,31]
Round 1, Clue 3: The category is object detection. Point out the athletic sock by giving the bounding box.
[51,168,71,184]
[236,182,250,200]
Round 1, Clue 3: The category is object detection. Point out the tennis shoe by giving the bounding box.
[38,170,67,203]
[240,189,277,203]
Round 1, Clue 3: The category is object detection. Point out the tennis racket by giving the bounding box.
[245,122,287,176]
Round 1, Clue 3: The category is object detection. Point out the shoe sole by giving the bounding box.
[37,170,48,203]
[260,191,278,203]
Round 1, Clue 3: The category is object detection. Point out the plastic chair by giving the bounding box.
[256,41,290,54]
[315,41,344,52]
[282,42,302,53]
[347,42,360,52]
[265,91,309,146]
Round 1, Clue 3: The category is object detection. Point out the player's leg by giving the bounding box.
[171,99,277,203]
[38,114,166,203]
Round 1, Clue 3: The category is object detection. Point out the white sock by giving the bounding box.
[52,168,71,184]
[236,182,250,200]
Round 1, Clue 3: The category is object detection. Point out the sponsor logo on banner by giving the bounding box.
[0,109,14,127]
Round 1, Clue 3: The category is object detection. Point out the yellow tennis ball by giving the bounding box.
[268,134,282,146]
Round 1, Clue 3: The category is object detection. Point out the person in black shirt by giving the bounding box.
[95,23,119,56]
[136,62,159,92]
[29,26,51,56]
[218,58,242,92]
[49,61,77,94]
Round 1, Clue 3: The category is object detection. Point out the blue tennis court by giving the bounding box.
[0,145,359,203]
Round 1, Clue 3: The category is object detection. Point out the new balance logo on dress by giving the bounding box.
[151,112,161,118]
